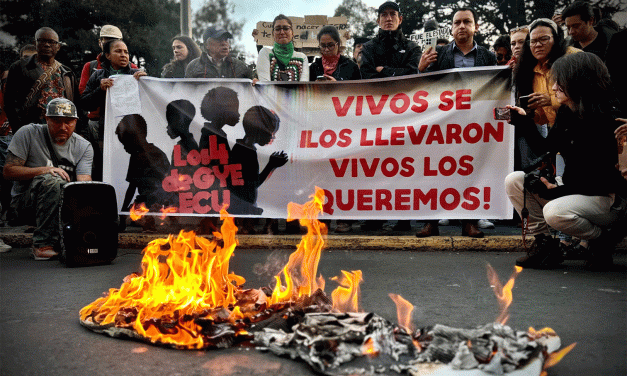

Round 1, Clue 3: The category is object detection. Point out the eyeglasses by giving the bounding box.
[36,38,60,45]
[529,35,552,46]
[274,26,292,32]
[319,42,338,50]
[509,25,529,35]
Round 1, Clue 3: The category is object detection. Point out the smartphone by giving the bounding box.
[519,94,532,109]
[316,75,328,81]
[493,107,511,121]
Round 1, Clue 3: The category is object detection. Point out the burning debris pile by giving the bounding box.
[80,188,573,375]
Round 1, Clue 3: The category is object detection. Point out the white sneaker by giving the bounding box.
[438,219,450,226]
[477,219,495,229]
[0,239,11,253]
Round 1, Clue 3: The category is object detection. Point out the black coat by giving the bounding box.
[424,42,497,72]
[360,29,421,79]
[309,55,361,81]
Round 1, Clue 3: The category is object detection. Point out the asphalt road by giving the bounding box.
[1,246,626,376]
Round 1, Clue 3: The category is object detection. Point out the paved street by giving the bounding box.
[1,246,626,376]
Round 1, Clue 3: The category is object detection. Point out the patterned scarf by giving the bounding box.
[273,42,294,67]
[322,53,340,76]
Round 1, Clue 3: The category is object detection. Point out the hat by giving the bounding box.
[100,25,123,39]
[378,1,400,15]
[203,26,233,42]
[45,98,78,119]
[353,36,370,45]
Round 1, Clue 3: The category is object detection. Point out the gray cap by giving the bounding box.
[45,98,78,119]
[203,26,233,42]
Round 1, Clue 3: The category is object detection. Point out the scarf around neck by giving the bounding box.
[322,53,340,76]
[273,42,294,67]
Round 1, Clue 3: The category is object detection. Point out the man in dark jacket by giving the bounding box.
[185,26,253,79]
[418,8,496,73]
[360,1,421,79]
[416,8,496,238]
[4,27,77,133]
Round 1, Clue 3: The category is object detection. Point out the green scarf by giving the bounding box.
[273,42,294,67]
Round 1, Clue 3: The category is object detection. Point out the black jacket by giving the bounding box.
[80,63,140,117]
[514,104,627,199]
[360,29,421,79]
[309,55,361,81]
[424,42,497,72]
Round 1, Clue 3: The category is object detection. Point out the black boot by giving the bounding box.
[516,234,563,269]
[585,231,615,271]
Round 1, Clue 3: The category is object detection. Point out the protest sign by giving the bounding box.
[103,67,513,219]
[409,27,451,50]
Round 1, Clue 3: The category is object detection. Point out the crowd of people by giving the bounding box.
[0,1,625,269]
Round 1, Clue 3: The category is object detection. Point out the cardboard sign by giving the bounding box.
[409,27,451,50]
[254,15,348,55]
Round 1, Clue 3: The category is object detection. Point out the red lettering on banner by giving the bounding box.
[193,167,215,189]
[360,158,379,177]
[375,128,388,146]
[356,96,363,116]
[179,192,194,213]
[375,190,393,210]
[357,190,373,210]
[423,156,474,176]
[332,96,354,117]
[414,189,437,210]
[446,124,462,143]
[320,129,337,148]
[390,93,410,114]
[395,189,411,210]
[439,91,454,111]
[484,122,504,142]
[400,158,415,177]
[173,145,185,166]
[408,125,428,144]
[456,89,471,109]
[366,95,388,115]
[338,129,352,147]
[163,169,193,192]
[360,129,373,146]
[391,127,404,145]
[425,125,444,144]
[411,91,429,113]
[461,187,481,210]
[330,159,350,177]
[322,187,492,214]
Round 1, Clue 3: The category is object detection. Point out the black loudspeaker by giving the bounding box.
[59,182,119,267]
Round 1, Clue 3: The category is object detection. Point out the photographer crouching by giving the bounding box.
[505,52,627,270]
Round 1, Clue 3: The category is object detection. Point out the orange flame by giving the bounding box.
[331,270,363,312]
[362,337,379,356]
[80,208,244,349]
[486,264,522,324]
[389,293,421,350]
[268,187,327,305]
[159,206,178,219]
[130,203,149,221]
[543,342,577,370]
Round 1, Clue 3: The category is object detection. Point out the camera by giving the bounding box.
[523,152,555,194]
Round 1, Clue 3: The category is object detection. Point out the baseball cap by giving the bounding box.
[100,25,123,39]
[203,26,233,42]
[378,1,400,15]
[45,98,78,119]
[353,36,370,45]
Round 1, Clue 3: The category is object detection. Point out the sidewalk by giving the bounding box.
[2,219,626,252]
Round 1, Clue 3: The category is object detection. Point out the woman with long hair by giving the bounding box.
[161,36,201,78]
[512,18,580,169]
[505,52,626,270]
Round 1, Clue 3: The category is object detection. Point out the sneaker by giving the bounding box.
[516,235,563,269]
[31,246,59,260]
[438,219,450,226]
[477,219,495,229]
[0,239,11,253]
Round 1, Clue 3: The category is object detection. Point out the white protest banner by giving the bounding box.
[103,67,513,219]
[409,27,451,50]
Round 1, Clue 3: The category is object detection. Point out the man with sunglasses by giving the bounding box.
[360,1,420,79]
[4,27,77,133]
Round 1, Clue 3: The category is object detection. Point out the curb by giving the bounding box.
[2,232,626,252]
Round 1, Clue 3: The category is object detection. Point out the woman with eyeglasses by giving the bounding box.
[256,14,309,82]
[309,26,361,81]
[511,18,581,169]
[505,52,626,270]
